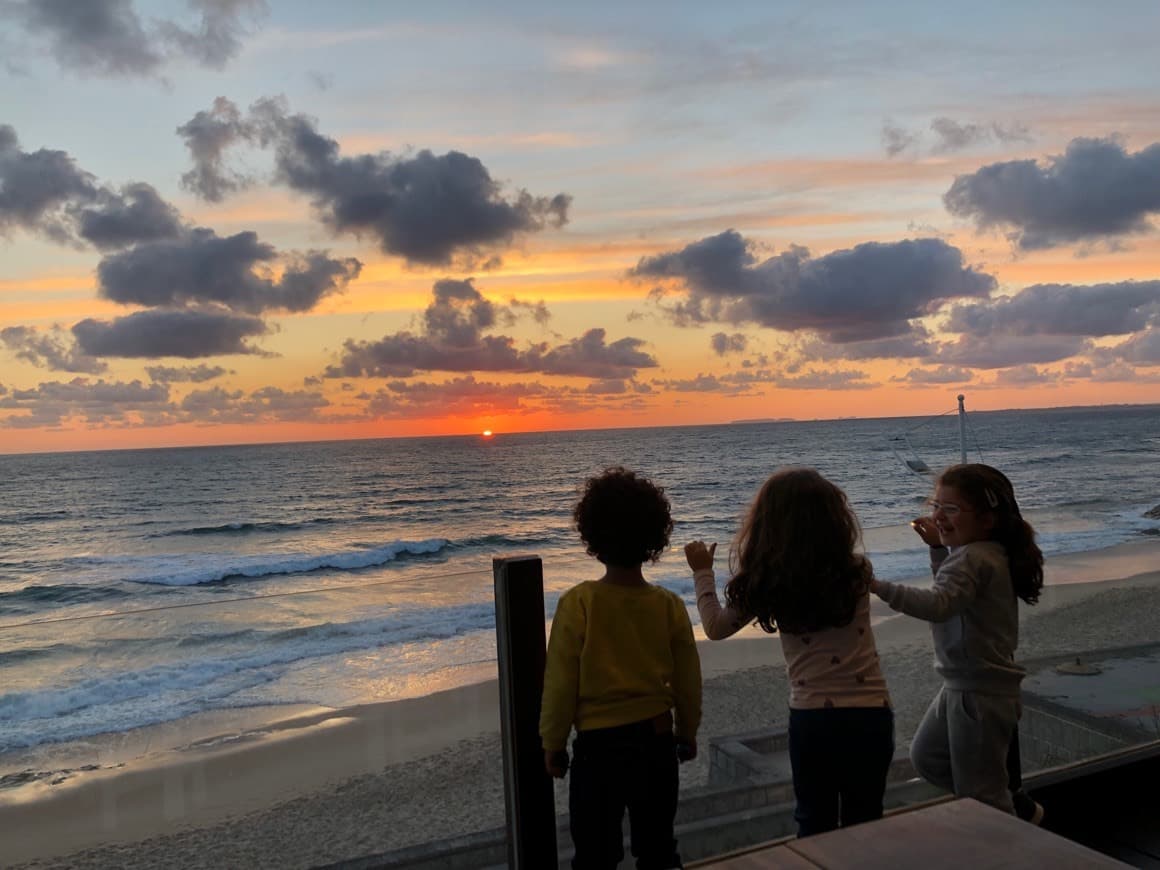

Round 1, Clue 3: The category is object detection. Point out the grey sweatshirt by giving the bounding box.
[875,540,1023,695]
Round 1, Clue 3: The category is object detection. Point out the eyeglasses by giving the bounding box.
[926,500,974,517]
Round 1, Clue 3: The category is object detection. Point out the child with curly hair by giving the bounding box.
[541,466,702,870]
[873,463,1044,817]
[685,468,893,837]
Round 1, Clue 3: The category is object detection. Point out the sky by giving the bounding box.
[2,0,1159,453]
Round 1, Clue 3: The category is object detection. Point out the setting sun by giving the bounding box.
[481,430,493,438]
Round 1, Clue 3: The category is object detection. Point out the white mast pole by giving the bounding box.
[957,394,967,464]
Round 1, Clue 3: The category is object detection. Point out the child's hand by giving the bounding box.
[544,748,569,778]
[676,738,697,763]
[684,541,716,571]
[910,517,942,547]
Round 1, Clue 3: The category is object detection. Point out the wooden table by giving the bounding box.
[699,798,1130,868]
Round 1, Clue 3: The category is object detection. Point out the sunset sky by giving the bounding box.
[2,0,1159,453]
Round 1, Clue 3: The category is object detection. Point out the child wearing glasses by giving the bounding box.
[685,468,893,837]
[872,463,1043,818]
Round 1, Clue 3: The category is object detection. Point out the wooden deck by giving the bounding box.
[697,797,1130,868]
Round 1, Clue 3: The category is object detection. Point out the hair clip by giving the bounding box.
[984,487,1000,508]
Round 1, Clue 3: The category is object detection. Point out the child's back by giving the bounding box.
[541,467,701,870]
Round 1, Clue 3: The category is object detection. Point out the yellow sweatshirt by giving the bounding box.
[539,580,702,751]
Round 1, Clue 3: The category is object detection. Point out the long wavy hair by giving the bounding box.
[937,464,1044,605]
[725,468,872,634]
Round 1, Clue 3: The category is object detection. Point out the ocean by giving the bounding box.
[1,404,1157,775]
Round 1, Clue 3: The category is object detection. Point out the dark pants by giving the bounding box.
[788,706,895,837]
[569,719,682,870]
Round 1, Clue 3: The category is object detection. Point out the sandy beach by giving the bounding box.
[5,538,1160,869]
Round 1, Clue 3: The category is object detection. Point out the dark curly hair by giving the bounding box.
[725,467,871,635]
[574,466,673,567]
[937,463,1044,605]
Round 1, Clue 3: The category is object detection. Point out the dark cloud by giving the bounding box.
[177,96,256,201]
[944,137,1160,249]
[633,231,995,342]
[710,332,747,355]
[798,328,936,362]
[930,118,990,154]
[96,228,361,314]
[0,124,98,242]
[653,373,752,395]
[179,384,328,422]
[944,280,1160,338]
[72,308,269,358]
[933,333,1088,369]
[326,281,653,379]
[896,365,974,385]
[5,0,265,77]
[994,365,1056,385]
[157,0,267,70]
[930,118,1033,154]
[365,375,543,418]
[507,298,552,326]
[882,120,919,158]
[1109,328,1160,365]
[180,97,572,265]
[74,183,183,249]
[1,326,107,373]
[145,364,228,383]
[531,329,657,378]
[0,126,181,248]
[0,377,171,428]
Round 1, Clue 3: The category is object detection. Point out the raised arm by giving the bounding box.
[685,541,750,640]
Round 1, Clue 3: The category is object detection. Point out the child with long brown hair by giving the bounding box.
[873,463,1043,816]
[685,467,893,837]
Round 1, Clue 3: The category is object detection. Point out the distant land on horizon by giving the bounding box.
[3,401,1157,460]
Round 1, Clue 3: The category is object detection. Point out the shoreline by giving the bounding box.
[4,537,1160,867]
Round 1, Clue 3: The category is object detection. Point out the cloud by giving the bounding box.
[179,384,328,422]
[882,120,919,158]
[930,118,1033,154]
[0,126,181,248]
[0,377,171,428]
[1108,328,1160,365]
[943,280,1160,338]
[632,231,995,342]
[882,117,1033,158]
[1,325,107,373]
[96,228,361,314]
[896,365,974,385]
[944,137,1160,249]
[177,96,256,201]
[74,183,183,249]
[652,373,752,394]
[177,97,572,266]
[993,365,1057,385]
[4,0,266,78]
[325,281,655,379]
[710,332,747,355]
[531,329,657,378]
[72,308,270,358]
[933,333,1088,369]
[145,364,228,383]
[799,328,936,362]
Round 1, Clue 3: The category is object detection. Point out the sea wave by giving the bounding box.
[122,539,449,586]
[0,598,501,749]
[0,583,133,616]
[146,518,343,538]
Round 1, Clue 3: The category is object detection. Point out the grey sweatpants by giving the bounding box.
[909,686,1019,814]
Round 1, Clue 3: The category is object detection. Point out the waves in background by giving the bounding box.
[0,404,1157,754]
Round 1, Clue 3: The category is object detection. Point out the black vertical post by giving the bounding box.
[494,555,558,868]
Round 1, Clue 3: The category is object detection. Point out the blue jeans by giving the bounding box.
[788,706,895,837]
